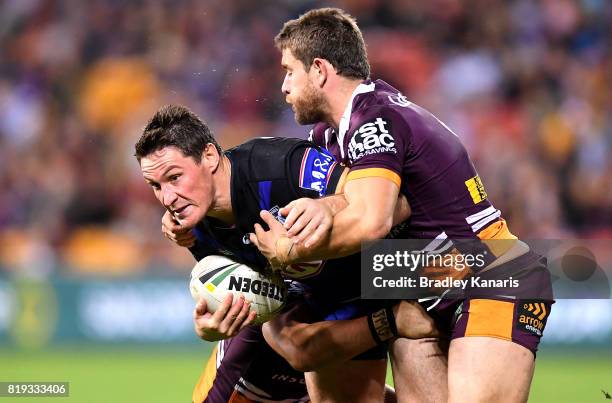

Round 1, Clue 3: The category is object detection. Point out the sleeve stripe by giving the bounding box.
[346,168,401,188]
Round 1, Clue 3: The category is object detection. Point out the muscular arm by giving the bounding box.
[262,303,376,372]
[262,300,438,372]
[251,177,407,268]
[288,176,400,262]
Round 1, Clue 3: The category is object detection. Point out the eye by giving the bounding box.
[150,182,161,191]
[169,174,180,182]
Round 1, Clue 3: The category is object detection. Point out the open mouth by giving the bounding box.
[172,205,189,216]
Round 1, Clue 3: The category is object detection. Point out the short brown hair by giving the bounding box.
[275,8,370,80]
[134,105,222,163]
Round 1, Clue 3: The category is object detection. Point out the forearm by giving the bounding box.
[320,194,348,216]
[287,206,379,261]
[263,316,376,372]
[275,178,402,264]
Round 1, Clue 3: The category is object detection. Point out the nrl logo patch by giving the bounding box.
[268,205,286,224]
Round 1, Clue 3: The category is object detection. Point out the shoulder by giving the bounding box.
[230,137,311,168]
[352,79,434,125]
[233,137,309,154]
[309,123,333,147]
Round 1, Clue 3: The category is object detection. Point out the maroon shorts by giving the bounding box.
[426,252,554,356]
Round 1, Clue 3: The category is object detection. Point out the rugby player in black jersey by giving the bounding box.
[137,105,437,402]
[250,8,554,403]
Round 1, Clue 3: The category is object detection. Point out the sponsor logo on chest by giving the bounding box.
[348,117,396,163]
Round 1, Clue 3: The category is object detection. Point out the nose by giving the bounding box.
[161,185,178,208]
[281,74,290,95]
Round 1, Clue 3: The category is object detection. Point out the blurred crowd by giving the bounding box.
[0,0,610,276]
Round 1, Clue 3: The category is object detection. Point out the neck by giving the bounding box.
[327,78,362,129]
[207,155,235,225]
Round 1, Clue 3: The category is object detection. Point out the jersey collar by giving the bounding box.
[338,80,375,159]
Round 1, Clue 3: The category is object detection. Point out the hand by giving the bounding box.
[393,300,440,339]
[193,294,257,341]
[162,210,196,247]
[280,198,333,248]
[249,211,292,268]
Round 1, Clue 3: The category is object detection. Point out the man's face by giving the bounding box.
[281,48,327,125]
[140,146,214,229]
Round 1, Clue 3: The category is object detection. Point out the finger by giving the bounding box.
[176,231,195,241]
[303,217,331,248]
[427,323,441,338]
[283,203,305,230]
[248,232,260,248]
[162,210,175,229]
[177,237,196,248]
[240,310,258,329]
[194,298,208,317]
[293,218,320,244]
[253,223,266,240]
[260,210,283,230]
[177,238,196,248]
[291,209,322,240]
[286,213,312,238]
[228,300,251,335]
[220,295,245,331]
[163,226,186,242]
[163,210,190,233]
[279,200,296,218]
[213,293,234,321]
[176,232,197,243]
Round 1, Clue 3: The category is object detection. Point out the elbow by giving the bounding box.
[359,216,393,242]
[284,338,320,372]
[263,323,322,372]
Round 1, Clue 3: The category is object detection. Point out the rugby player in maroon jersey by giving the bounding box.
[251,8,553,403]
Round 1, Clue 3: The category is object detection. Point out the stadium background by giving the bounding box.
[0,0,610,401]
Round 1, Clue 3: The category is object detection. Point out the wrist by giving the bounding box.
[274,235,295,267]
[367,307,398,344]
[322,195,347,216]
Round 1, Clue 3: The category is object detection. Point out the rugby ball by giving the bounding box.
[189,255,286,325]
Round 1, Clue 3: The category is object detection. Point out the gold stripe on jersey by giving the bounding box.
[477,219,518,258]
[465,175,487,204]
[465,299,514,340]
[192,345,218,403]
[346,168,401,188]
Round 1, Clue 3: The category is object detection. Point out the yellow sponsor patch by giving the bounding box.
[465,175,487,204]
[205,283,216,293]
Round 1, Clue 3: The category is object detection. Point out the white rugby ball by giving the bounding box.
[190,255,286,325]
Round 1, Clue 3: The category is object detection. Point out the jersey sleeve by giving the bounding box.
[287,143,345,198]
[345,106,409,188]
[309,123,332,147]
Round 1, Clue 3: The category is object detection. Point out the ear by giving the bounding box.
[311,58,331,89]
[201,143,221,173]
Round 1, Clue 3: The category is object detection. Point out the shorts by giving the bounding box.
[425,251,554,356]
[192,326,308,402]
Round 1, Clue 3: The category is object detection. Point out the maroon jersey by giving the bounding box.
[310,79,512,246]
[311,80,553,355]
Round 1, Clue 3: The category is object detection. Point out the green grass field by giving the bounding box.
[1,346,610,402]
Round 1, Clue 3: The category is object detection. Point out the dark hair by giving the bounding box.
[275,7,370,80]
[134,105,221,163]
